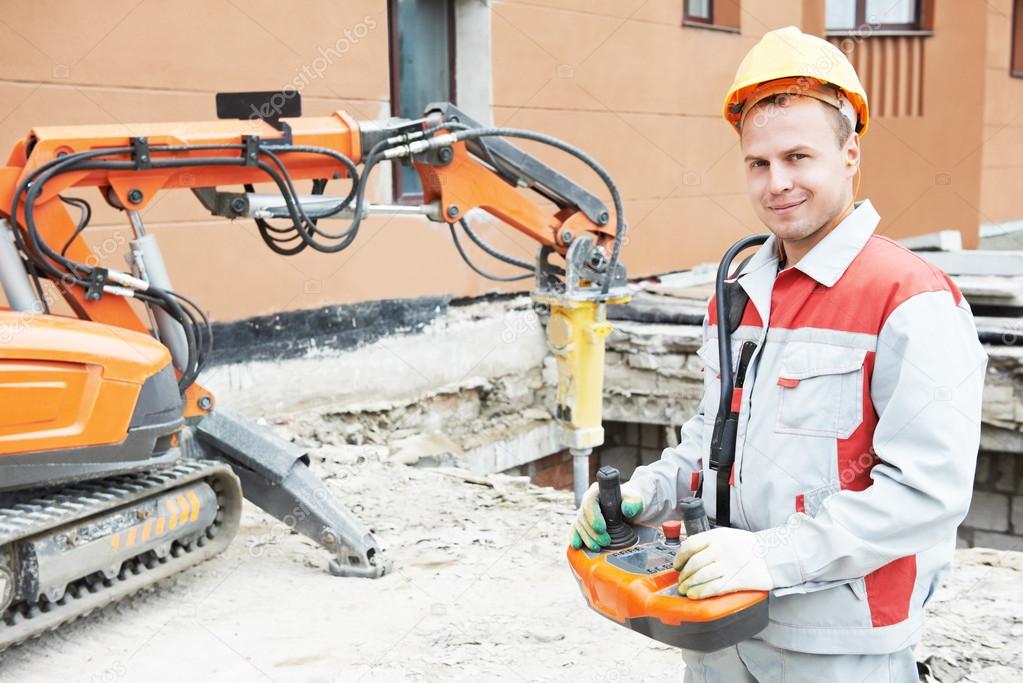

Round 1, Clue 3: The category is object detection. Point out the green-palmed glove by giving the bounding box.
[569,481,644,551]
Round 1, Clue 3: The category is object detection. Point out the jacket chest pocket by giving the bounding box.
[774,342,867,439]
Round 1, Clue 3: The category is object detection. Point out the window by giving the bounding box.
[682,0,740,32]
[684,0,712,24]
[388,0,456,200]
[826,0,927,34]
[1014,0,1023,78]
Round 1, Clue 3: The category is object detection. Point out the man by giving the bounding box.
[570,26,987,682]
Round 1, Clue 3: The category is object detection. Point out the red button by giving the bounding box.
[662,520,682,540]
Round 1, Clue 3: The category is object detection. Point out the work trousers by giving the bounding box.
[681,638,919,683]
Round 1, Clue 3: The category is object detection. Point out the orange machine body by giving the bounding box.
[567,526,769,652]
[0,307,183,492]
[0,309,170,455]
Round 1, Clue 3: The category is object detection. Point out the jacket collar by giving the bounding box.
[734,199,879,324]
[790,199,879,287]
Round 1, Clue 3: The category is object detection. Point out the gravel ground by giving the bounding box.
[0,426,1019,682]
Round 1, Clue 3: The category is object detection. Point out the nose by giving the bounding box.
[767,165,793,196]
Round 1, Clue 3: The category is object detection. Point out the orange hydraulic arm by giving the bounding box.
[0,96,628,457]
[0,112,364,332]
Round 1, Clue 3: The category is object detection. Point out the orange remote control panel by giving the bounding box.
[567,467,768,652]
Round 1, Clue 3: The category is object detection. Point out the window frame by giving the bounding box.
[1013,0,1023,78]
[683,0,713,26]
[826,0,933,37]
[682,0,740,34]
[387,0,458,203]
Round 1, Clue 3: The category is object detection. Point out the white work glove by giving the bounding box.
[673,527,774,598]
[569,481,644,551]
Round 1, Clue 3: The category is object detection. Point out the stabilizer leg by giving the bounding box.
[194,408,388,578]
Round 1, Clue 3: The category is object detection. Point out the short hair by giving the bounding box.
[741,94,853,149]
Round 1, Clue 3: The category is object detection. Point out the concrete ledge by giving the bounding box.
[200,293,1023,552]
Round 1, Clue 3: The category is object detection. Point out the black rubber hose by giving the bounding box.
[10,142,358,390]
[450,127,625,295]
[137,286,200,390]
[59,196,91,256]
[24,156,246,280]
[258,147,359,243]
[247,139,389,253]
[458,218,532,271]
[448,223,531,282]
[12,147,135,283]
[14,149,232,388]
[169,289,212,370]
[713,234,770,422]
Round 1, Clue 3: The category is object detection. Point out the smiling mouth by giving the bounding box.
[769,199,806,214]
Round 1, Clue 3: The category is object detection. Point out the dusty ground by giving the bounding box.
[0,419,1020,682]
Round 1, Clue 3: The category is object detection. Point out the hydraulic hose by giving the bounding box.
[448,127,626,296]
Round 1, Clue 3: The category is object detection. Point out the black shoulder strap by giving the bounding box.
[724,253,756,334]
[712,252,757,528]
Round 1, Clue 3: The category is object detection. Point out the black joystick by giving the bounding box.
[678,497,712,538]
[596,466,639,549]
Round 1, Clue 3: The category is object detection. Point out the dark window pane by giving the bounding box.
[1015,0,1023,76]
[686,0,711,20]
[394,0,453,196]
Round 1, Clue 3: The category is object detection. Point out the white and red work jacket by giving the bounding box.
[630,199,988,654]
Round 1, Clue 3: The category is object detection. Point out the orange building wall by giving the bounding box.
[981,0,1023,225]
[0,1,995,322]
[492,0,988,267]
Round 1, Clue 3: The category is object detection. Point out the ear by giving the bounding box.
[844,134,861,176]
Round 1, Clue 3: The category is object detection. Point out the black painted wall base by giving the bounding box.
[207,296,451,366]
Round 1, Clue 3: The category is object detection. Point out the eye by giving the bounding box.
[789,153,807,161]
[749,159,767,169]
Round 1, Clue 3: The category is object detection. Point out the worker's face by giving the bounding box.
[740,96,859,242]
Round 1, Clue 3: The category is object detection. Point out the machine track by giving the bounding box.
[0,459,242,652]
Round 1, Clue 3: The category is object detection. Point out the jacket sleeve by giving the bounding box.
[627,318,709,526]
[758,289,988,589]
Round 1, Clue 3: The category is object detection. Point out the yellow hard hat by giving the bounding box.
[723,26,869,136]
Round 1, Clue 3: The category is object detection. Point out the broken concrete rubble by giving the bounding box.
[204,298,559,475]
[201,291,1023,551]
[3,421,1014,679]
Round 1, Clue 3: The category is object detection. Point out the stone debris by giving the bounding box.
[200,294,1023,550]
[0,413,1016,680]
[0,284,1020,681]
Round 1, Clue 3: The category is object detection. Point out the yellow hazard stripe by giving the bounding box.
[176,495,189,526]
[186,490,201,522]
[166,497,179,530]
[111,493,200,554]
